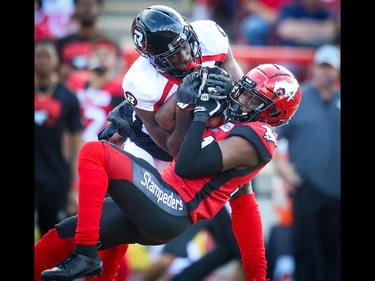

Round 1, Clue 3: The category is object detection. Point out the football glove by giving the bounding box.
[176,70,201,110]
[193,91,228,124]
[198,66,233,100]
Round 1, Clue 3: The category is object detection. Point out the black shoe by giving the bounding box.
[41,252,103,281]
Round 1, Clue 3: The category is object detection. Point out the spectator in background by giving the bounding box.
[237,0,292,46]
[55,0,121,82]
[273,0,340,48]
[265,139,294,281]
[66,37,125,144]
[191,0,239,42]
[272,44,340,281]
[35,0,52,41]
[35,39,83,237]
[34,0,78,41]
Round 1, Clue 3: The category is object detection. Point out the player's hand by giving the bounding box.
[194,93,228,117]
[199,66,233,100]
[176,71,201,110]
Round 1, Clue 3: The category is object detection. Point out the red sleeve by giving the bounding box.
[230,192,269,281]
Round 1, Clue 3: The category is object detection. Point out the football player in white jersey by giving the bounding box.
[121,5,243,170]
[118,7,244,278]
[115,5,245,279]
[36,5,244,281]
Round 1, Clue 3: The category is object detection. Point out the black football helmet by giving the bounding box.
[131,5,202,78]
[226,64,301,127]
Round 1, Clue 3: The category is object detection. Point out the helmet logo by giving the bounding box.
[200,93,210,101]
[274,80,299,101]
[261,124,277,145]
[133,27,146,51]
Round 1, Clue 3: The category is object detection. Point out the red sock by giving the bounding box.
[76,141,109,245]
[115,253,130,281]
[230,192,268,281]
[34,228,75,281]
[83,244,130,281]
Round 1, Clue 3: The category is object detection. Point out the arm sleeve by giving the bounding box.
[174,118,223,178]
[230,192,268,281]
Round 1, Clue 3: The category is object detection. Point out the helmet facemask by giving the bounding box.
[132,5,203,78]
[133,15,202,78]
[227,76,275,123]
[151,25,202,78]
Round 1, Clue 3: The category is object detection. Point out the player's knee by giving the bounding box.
[79,141,106,163]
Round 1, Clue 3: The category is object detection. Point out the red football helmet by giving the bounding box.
[227,64,301,127]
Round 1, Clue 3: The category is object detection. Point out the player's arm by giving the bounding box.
[136,70,202,157]
[222,46,244,82]
[155,94,177,132]
[133,103,193,157]
[137,67,233,157]
[175,97,259,178]
[175,124,259,178]
[133,107,173,154]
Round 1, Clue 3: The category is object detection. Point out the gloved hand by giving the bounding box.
[198,66,233,100]
[98,100,136,140]
[176,70,201,110]
[194,92,228,123]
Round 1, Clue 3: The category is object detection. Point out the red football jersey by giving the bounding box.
[161,120,278,223]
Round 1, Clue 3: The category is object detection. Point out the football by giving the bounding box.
[207,113,225,128]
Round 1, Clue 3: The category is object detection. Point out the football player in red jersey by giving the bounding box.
[37,63,301,281]
[35,5,240,281]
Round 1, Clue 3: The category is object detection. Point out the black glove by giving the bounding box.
[193,93,228,123]
[176,70,201,110]
[198,66,233,100]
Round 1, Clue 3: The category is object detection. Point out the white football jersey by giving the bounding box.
[122,20,230,113]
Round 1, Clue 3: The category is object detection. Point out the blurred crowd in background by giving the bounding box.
[35,1,340,280]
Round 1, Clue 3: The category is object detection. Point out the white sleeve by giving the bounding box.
[192,20,230,56]
[122,57,178,112]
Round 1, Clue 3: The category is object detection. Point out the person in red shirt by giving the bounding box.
[67,38,125,144]
[55,0,121,82]
[37,63,301,281]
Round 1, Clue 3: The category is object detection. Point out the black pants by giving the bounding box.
[292,185,340,281]
[56,195,192,250]
[35,183,69,236]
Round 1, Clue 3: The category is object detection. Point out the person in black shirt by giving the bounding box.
[35,38,83,237]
